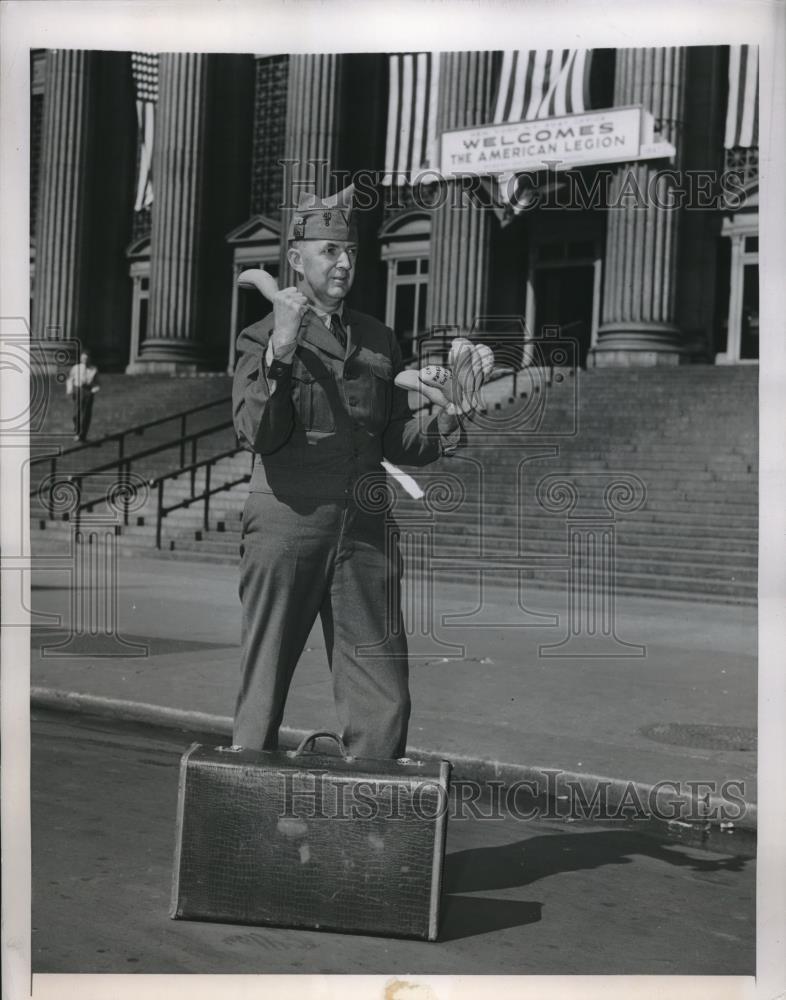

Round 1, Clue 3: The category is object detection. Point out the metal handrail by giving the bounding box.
[67,421,235,477]
[64,446,252,542]
[67,422,238,521]
[30,394,233,506]
[148,447,254,549]
[31,393,231,463]
[37,420,236,521]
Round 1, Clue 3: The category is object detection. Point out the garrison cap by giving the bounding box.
[287,184,358,242]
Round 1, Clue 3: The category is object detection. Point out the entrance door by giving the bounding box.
[534,264,594,368]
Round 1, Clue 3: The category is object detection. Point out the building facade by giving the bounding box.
[29,46,759,373]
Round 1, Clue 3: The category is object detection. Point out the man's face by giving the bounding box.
[288,239,357,309]
[80,352,89,365]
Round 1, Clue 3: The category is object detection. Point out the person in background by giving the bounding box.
[65,349,100,442]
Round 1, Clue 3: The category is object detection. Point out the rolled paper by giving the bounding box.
[381,459,424,499]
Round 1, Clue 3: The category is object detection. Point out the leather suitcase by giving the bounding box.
[170,731,451,940]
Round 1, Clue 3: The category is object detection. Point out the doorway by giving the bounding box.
[534,264,595,368]
[525,225,603,370]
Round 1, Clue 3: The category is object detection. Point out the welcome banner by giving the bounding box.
[440,105,674,176]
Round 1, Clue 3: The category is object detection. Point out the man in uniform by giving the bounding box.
[231,184,471,759]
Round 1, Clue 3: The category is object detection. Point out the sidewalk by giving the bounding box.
[29,551,757,826]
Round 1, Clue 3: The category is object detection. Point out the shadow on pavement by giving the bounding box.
[439,895,543,942]
[444,828,750,898]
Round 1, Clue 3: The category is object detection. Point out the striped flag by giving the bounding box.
[491,49,592,221]
[131,52,159,211]
[724,45,758,149]
[383,52,440,185]
[493,49,592,125]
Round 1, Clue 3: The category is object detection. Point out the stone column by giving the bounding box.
[429,51,496,332]
[278,55,344,284]
[133,54,211,372]
[32,50,94,369]
[591,47,688,366]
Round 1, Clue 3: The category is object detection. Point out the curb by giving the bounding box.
[32,686,757,846]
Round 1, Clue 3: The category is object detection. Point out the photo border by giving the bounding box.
[2,1,784,998]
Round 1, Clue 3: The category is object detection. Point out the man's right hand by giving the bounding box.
[270,287,309,361]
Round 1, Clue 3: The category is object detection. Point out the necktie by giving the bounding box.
[330,313,347,351]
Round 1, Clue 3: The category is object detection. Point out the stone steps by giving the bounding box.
[33,373,232,438]
[29,364,759,604]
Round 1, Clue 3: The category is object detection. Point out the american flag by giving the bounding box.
[493,49,591,125]
[382,52,440,185]
[491,49,592,221]
[131,52,159,211]
[725,45,758,149]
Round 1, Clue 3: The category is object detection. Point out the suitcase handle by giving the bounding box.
[291,730,351,759]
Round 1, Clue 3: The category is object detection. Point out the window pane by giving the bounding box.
[740,263,759,360]
[139,297,149,345]
[744,236,758,253]
[420,258,429,274]
[394,283,416,344]
[417,282,428,334]
[397,259,417,275]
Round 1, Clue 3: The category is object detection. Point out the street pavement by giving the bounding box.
[32,711,755,975]
[29,549,758,827]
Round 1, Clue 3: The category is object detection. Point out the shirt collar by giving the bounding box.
[308,300,345,329]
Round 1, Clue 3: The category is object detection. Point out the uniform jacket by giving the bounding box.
[233,306,459,499]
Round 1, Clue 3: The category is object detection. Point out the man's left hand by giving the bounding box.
[395,339,494,418]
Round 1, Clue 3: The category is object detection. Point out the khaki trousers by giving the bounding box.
[233,490,410,758]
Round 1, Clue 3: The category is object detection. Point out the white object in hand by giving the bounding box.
[238,267,302,368]
[394,368,451,408]
[237,268,280,303]
[397,342,493,412]
[381,460,425,500]
[421,365,452,390]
